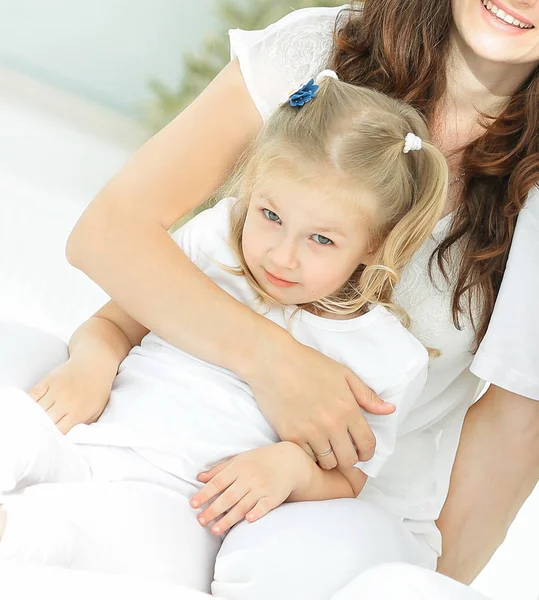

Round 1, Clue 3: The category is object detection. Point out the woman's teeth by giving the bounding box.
[481,0,534,29]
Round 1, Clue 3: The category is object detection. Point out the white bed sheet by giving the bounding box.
[0,560,215,600]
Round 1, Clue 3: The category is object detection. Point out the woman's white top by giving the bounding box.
[225,4,539,548]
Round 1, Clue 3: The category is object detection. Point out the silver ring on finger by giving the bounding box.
[314,448,334,458]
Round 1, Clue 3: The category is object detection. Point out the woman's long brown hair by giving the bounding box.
[331,0,539,348]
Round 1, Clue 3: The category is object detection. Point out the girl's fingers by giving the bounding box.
[197,460,229,482]
[28,381,49,403]
[245,497,275,523]
[190,469,236,509]
[36,393,55,412]
[196,481,248,526]
[46,404,67,426]
[210,492,258,535]
[56,414,75,435]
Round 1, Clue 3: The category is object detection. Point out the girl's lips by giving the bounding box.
[264,270,297,288]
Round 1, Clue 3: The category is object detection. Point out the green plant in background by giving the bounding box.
[147,0,343,132]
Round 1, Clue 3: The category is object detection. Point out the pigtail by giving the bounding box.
[359,141,448,324]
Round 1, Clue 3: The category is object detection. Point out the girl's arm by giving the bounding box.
[436,385,539,583]
[288,459,368,502]
[68,300,149,367]
[29,301,148,432]
[192,442,368,534]
[65,59,393,469]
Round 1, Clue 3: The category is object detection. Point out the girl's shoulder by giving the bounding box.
[229,5,348,122]
[170,197,237,265]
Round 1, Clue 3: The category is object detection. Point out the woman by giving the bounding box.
[10,1,539,598]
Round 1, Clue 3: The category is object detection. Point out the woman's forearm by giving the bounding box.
[65,59,271,379]
[436,385,539,583]
[68,219,287,378]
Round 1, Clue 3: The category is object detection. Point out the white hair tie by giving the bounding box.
[315,69,339,84]
[403,132,422,154]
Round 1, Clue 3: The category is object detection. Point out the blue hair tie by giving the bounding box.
[289,79,319,107]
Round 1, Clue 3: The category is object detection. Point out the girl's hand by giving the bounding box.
[28,356,116,434]
[244,337,395,471]
[190,442,310,535]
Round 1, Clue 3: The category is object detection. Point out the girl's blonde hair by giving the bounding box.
[222,77,449,326]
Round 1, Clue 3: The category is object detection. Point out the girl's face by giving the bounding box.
[241,173,376,307]
[451,0,539,65]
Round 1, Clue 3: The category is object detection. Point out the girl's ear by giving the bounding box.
[361,245,379,267]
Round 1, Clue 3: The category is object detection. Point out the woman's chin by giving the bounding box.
[454,27,538,67]
[452,0,539,65]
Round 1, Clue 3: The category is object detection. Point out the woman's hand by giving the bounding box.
[28,355,116,434]
[191,442,311,535]
[244,337,395,471]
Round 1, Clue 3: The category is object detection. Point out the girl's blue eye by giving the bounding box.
[263,208,281,223]
[312,234,333,246]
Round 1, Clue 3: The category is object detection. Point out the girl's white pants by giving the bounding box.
[0,322,437,600]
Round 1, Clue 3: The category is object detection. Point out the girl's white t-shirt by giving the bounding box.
[71,198,438,546]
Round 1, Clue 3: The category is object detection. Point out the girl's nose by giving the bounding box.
[268,238,299,271]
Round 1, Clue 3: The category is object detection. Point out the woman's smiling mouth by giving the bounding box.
[481,0,535,30]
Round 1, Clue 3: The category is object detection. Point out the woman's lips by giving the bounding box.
[480,0,535,33]
[264,270,297,288]
[482,0,534,27]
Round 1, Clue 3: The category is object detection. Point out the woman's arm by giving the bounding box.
[436,385,539,583]
[66,59,393,469]
[67,59,263,366]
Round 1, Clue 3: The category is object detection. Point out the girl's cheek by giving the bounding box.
[308,265,344,296]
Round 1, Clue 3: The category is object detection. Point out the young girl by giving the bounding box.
[0,73,448,590]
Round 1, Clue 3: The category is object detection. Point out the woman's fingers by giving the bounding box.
[309,437,338,470]
[347,418,377,463]
[210,492,258,535]
[347,373,395,415]
[250,341,392,469]
[298,442,316,462]
[328,432,360,469]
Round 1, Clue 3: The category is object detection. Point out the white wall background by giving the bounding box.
[0,0,218,117]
